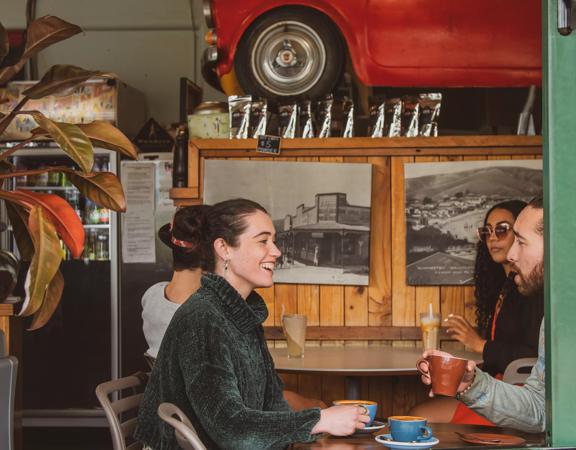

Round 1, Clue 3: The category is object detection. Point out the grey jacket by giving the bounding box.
[461,319,545,432]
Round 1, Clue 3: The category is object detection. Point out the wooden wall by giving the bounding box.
[173,135,542,416]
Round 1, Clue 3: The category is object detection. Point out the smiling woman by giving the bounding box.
[135,198,371,450]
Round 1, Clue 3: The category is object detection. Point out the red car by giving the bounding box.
[202,0,541,99]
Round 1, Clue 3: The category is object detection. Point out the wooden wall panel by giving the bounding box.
[182,136,543,413]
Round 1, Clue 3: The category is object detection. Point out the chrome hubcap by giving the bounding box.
[251,21,327,96]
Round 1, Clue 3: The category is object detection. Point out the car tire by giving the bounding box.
[235,7,344,99]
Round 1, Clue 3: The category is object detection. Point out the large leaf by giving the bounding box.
[30,112,94,172]
[18,207,62,317]
[0,16,82,85]
[12,190,85,258]
[77,121,139,159]
[65,170,126,212]
[4,202,34,261]
[0,22,8,67]
[28,270,64,330]
[23,65,113,99]
[0,110,17,137]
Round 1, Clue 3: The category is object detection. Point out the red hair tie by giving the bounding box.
[169,223,196,249]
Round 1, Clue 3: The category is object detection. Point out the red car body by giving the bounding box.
[207,0,541,90]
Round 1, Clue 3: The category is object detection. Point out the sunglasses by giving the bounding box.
[477,222,512,242]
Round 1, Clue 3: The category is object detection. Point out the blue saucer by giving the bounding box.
[375,434,439,449]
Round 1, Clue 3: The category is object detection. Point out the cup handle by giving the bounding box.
[416,425,433,441]
[416,358,430,376]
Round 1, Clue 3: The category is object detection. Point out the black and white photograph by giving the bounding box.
[405,160,542,285]
[204,160,372,285]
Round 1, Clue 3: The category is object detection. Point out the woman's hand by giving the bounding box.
[311,405,370,436]
[445,314,486,353]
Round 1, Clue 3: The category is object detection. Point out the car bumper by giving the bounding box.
[202,46,222,91]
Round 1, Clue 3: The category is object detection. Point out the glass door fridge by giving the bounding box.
[2,145,118,427]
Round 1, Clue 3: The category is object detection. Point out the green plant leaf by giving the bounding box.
[28,270,64,330]
[30,112,94,172]
[0,23,8,67]
[18,206,62,317]
[77,121,139,159]
[4,202,34,261]
[65,170,126,212]
[0,16,82,85]
[23,65,113,99]
[12,190,85,258]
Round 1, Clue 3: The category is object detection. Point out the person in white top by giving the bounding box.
[141,205,210,358]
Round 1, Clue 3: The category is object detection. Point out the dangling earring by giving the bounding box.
[224,259,229,272]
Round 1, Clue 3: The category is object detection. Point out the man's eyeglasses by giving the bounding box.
[477,222,512,242]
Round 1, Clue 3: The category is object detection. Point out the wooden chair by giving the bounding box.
[503,357,537,385]
[0,330,17,450]
[95,372,149,450]
[157,402,207,450]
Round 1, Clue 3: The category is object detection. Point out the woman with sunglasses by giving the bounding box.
[410,199,543,424]
[135,199,370,450]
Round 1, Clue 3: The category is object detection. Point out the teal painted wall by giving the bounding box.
[543,1,576,446]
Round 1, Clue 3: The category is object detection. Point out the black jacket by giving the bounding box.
[482,288,544,376]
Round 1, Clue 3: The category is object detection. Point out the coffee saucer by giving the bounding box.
[375,434,439,449]
[355,420,386,434]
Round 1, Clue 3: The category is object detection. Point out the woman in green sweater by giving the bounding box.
[135,199,369,450]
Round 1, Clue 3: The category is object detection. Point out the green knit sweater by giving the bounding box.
[135,273,321,450]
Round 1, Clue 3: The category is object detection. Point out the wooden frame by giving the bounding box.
[169,135,543,415]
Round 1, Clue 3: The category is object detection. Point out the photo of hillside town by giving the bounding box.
[203,160,372,285]
[404,160,542,285]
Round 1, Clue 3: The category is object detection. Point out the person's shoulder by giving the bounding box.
[141,281,169,306]
[172,286,222,324]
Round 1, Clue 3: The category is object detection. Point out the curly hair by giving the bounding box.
[474,199,527,334]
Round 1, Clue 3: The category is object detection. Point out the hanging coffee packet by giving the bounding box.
[341,98,354,138]
[251,98,268,138]
[368,98,386,138]
[401,96,420,137]
[228,95,252,139]
[418,93,442,137]
[278,102,298,138]
[317,94,334,138]
[299,100,315,138]
[383,98,402,137]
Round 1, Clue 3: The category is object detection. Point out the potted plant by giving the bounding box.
[0,16,137,329]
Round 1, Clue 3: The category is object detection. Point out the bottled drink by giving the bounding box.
[173,124,188,188]
[85,199,101,225]
[96,232,109,260]
[66,189,83,223]
[99,207,110,225]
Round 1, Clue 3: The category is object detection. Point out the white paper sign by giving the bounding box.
[121,162,156,263]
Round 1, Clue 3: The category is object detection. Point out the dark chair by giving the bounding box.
[0,329,18,450]
[157,402,207,450]
[95,372,149,450]
[503,357,537,385]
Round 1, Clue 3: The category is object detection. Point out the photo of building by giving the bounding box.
[203,160,372,285]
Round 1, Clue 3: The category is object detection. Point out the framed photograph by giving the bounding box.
[204,160,372,285]
[404,159,542,285]
[179,77,203,123]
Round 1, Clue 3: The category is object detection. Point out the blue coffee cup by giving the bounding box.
[388,416,433,442]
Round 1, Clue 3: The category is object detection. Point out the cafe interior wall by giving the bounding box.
[0,0,226,128]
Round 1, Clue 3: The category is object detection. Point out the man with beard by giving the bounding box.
[419,197,545,432]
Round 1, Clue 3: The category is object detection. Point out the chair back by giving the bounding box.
[157,402,207,450]
[95,372,149,450]
[503,357,537,385]
[0,329,17,450]
[143,353,156,370]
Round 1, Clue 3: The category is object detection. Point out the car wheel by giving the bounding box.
[235,8,344,99]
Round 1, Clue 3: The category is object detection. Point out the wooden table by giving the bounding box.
[270,347,482,399]
[291,423,545,449]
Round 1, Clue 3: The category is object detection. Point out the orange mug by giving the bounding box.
[417,351,468,397]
